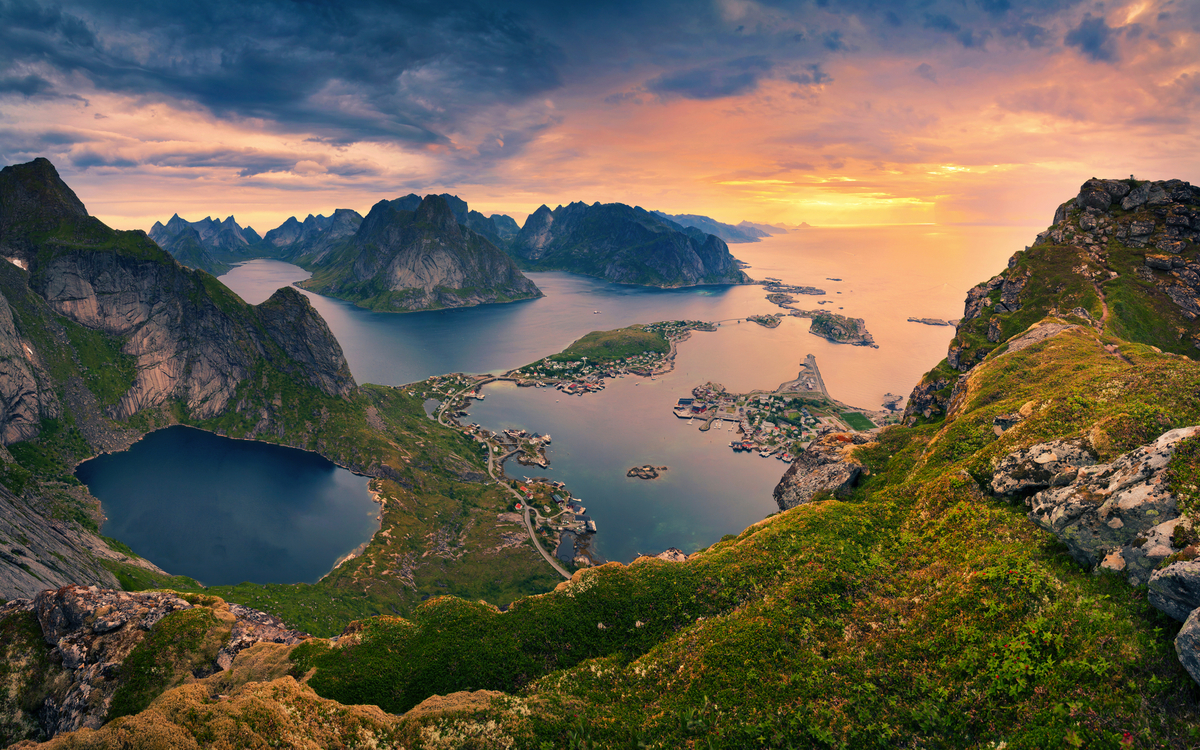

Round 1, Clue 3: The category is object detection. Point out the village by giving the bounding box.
[672,355,893,462]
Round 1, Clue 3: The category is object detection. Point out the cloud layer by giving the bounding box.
[1,0,1197,231]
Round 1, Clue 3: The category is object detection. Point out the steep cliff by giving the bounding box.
[508,201,751,287]
[298,194,542,312]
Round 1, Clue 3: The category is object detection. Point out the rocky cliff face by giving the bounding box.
[903,176,1200,424]
[30,245,354,421]
[299,194,542,312]
[508,201,751,287]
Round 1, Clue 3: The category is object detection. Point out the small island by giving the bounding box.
[809,311,877,348]
[748,314,782,328]
[907,316,958,327]
[627,465,667,480]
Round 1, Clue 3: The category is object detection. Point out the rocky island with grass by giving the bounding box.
[12,174,1200,748]
[808,310,877,347]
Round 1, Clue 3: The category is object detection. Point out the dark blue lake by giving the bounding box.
[77,426,377,585]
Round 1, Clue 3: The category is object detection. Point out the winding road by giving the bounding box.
[435,380,572,579]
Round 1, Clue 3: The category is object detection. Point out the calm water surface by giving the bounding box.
[78,426,377,585]
[210,225,1036,563]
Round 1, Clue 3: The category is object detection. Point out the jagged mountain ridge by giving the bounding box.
[148,214,261,275]
[509,200,751,287]
[298,194,542,312]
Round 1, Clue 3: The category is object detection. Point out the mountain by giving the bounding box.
[904,176,1200,423]
[510,201,751,287]
[738,219,784,235]
[148,214,260,275]
[298,194,542,311]
[652,210,772,243]
[260,208,363,265]
[386,192,520,246]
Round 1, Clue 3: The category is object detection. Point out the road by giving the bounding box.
[435,378,571,580]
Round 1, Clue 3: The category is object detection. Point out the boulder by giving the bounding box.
[1146,254,1179,271]
[1077,179,1114,211]
[1176,608,1200,686]
[1027,426,1199,585]
[1123,183,1152,211]
[1150,560,1200,622]
[772,433,868,510]
[990,439,1095,497]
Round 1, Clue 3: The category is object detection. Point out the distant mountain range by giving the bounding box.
[651,211,778,243]
[148,215,262,275]
[148,197,757,300]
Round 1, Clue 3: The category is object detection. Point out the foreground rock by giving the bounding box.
[1021,426,1198,586]
[1,585,307,741]
[773,432,869,510]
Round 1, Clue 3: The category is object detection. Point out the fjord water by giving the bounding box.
[212,224,1033,563]
[77,426,376,585]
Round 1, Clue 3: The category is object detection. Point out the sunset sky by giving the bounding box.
[1,0,1197,234]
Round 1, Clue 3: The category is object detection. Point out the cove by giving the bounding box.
[76,426,377,586]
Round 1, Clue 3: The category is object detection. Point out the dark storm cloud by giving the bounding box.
[648,56,774,100]
[0,0,563,145]
[1064,14,1118,62]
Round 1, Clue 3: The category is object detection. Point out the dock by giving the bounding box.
[773,354,829,397]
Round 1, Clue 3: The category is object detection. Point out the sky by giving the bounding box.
[1,0,1197,234]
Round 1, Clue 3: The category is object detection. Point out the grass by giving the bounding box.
[277,325,1200,748]
[549,326,669,364]
[108,608,226,720]
[840,412,876,430]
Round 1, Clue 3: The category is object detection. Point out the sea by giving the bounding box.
[82,224,1037,579]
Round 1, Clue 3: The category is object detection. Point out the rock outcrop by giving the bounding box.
[1,586,307,741]
[299,194,542,312]
[508,201,751,287]
[772,432,868,510]
[1000,427,1198,586]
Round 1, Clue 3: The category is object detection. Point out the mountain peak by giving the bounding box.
[415,194,460,236]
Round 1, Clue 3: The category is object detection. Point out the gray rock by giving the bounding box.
[1103,180,1132,200]
[1077,179,1113,211]
[1122,182,1152,211]
[1027,426,1200,585]
[1079,209,1101,231]
[1175,608,1200,686]
[1150,560,1200,622]
[991,438,1095,497]
[1130,220,1155,236]
[773,433,867,510]
[1146,254,1179,270]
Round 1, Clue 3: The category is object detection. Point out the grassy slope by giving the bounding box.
[284,326,1200,749]
[548,326,670,364]
[909,198,1200,420]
